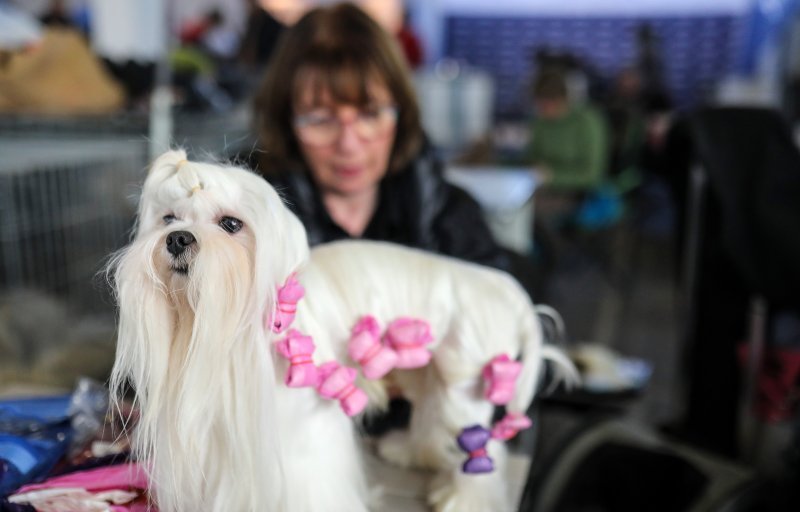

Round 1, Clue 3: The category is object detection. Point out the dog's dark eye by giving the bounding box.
[163,214,177,225]
[219,216,243,234]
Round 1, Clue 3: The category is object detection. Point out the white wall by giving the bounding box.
[90,0,167,61]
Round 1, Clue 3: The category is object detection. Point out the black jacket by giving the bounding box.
[258,146,510,272]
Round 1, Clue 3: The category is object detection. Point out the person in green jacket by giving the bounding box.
[528,69,609,192]
[527,69,611,270]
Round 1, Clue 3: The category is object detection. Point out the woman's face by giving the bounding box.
[292,80,397,198]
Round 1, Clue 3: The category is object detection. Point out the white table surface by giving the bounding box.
[444,166,540,253]
[444,166,539,213]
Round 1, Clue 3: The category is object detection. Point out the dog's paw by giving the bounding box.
[376,431,414,468]
[407,441,451,470]
[428,470,508,512]
[377,431,453,470]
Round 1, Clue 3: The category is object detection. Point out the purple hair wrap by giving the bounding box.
[457,425,494,474]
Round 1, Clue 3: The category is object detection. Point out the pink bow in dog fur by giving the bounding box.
[317,362,368,416]
[490,412,532,441]
[267,274,305,333]
[348,316,398,380]
[384,317,434,369]
[275,329,319,388]
[482,354,522,405]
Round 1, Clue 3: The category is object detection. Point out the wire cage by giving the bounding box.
[0,108,253,155]
[0,138,149,315]
[0,109,251,317]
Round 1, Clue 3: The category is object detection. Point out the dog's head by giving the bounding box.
[133,149,308,312]
[109,150,305,510]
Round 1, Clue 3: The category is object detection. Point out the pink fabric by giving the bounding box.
[115,504,150,512]
[348,316,398,380]
[490,412,532,441]
[266,274,305,333]
[383,317,434,369]
[12,463,151,511]
[17,463,148,494]
[316,362,368,416]
[482,354,522,405]
[275,329,319,388]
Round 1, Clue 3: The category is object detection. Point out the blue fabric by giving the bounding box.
[0,432,71,497]
[574,184,623,230]
[0,396,71,426]
[0,396,73,497]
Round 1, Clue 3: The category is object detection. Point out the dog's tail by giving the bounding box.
[507,304,580,415]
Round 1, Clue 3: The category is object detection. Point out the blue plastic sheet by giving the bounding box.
[0,396,73,497]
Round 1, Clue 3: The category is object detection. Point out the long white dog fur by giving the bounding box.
[109,150,576,512]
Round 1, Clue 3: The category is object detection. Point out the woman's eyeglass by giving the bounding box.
[293,105,398,146]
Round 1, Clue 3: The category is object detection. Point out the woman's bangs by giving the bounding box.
[295,58,385,108]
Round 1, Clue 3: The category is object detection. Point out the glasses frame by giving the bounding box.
[292,104,399,147]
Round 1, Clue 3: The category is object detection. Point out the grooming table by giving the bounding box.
[365,447,531,511]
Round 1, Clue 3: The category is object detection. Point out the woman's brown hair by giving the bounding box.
[254,3,423,174]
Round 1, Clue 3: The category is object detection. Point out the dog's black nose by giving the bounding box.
[166,230,196,257]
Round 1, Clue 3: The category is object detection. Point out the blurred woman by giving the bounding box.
[251,3,552,434]
[253,2,507,270]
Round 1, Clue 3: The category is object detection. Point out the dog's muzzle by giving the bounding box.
[166,230,196,257]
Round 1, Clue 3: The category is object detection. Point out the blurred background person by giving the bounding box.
[238,0,286,71]
[179,8,225,48]
[605,68,644,169]
[634,22,667,102]
[39,0,73,28]
[0,2,43,65]
[396,6,424,70]
[528,69,609,230]
[171,7,243,112]
[88,0,165,109]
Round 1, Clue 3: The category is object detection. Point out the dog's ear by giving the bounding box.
[267,189,309,279]
[248,182,310,323]
[277,204,310,274]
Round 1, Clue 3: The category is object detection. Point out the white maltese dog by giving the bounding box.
[109,150,577,512]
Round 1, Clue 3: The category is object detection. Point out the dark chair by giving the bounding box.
[518,416,760,512]
[517,108,800,512]
[673,107,800,458]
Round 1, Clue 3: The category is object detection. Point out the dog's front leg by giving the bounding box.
[376,366,466,470]
[418,378,510,512]
[277,390,371,512]
[377,367,510,511]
